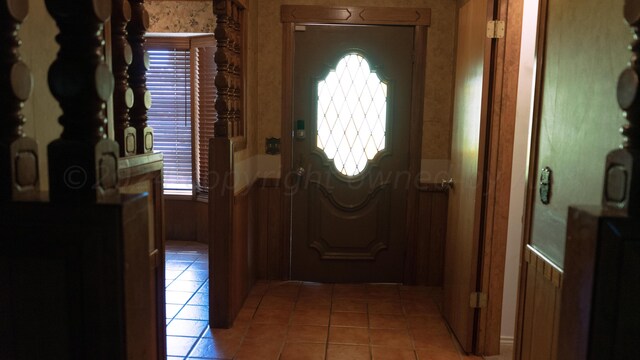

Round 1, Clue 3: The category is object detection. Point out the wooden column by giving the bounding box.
[127,0,153,154]
[0,0,38,201]
[210,0,246,329]
[214,0,244,138]
[112,0,136,156]
[46,0,119,202]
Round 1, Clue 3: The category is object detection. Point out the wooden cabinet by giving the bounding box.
[558,206,640,360]
[0,194,159,359]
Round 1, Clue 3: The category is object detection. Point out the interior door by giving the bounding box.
[291,25,414,283]
[444,0,494,353]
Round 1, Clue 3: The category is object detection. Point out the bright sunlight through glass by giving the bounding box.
[317,53,388,177]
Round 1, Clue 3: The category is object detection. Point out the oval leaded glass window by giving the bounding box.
[317,53,387,177]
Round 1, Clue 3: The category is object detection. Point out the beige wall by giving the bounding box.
[147,0,215,33]
[21,0,62,191]
[529,0,628,267]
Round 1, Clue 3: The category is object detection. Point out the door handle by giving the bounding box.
[296,166,306,177]
[441,178,454,190]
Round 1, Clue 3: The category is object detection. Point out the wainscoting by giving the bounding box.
[164,199,208,243]
[516,246,563,360]
[255,179,286,280]
[413,186,448,286]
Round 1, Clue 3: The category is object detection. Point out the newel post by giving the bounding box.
[45,0,119,202]
[112,0,137,156]
[210,0,247,329]
[604,1,640,213]
[127,0,153,154]
[0,0,38,201]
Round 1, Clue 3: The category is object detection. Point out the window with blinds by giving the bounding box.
[192,37,216,195]
[147,46,193,194]
[146,35,217,196]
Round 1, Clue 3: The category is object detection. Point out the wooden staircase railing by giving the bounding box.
[0,0,165,358]
[0,0,38,201]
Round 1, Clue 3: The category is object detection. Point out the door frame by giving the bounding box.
[475,0,525,354]
[279,5,431,281]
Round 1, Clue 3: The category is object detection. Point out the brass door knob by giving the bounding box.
[441,178,454,190]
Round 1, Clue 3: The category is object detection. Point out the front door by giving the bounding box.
[291,25,414,283]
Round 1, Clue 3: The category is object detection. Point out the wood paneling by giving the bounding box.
[281,5,431,26]
[517,246,562,360]
[255,179,284,280]
[165,199,199,241]
[118,152,166,359]
[229,185,257,318]
[163,198,210,243]
[209,139,258,328]
[414,187,448,286]
[209,138,234,328]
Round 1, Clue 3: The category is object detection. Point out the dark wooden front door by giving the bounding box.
[291,25,414,283]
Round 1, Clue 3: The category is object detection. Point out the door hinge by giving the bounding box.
[486,20,505,39]
[469,292,488,309]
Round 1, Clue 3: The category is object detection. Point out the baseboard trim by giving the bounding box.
[500,336,514,346]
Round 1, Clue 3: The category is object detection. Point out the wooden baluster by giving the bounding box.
[127,0,153,154]
[214,0,244,139]
[46,0,119,202]
[232,5,243,137]
[112,0,136,156]
[0,0,38,201]
[604,1,640,214]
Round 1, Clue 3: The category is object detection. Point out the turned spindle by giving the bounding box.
[46,0,119,202]
[127,0,153,153]
[0,0,38,201]
[214,0,244,139]
[112,0,136,156]
[603,0,640,214]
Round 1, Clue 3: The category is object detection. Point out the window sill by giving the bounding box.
[163,193,193,201]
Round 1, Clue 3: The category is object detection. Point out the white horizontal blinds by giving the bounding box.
[192,36,216,194]
[147,40,193,193]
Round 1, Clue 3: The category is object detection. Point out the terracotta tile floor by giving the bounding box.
[166,241,482,360]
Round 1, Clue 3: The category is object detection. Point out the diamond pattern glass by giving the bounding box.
[317,53,388,176]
